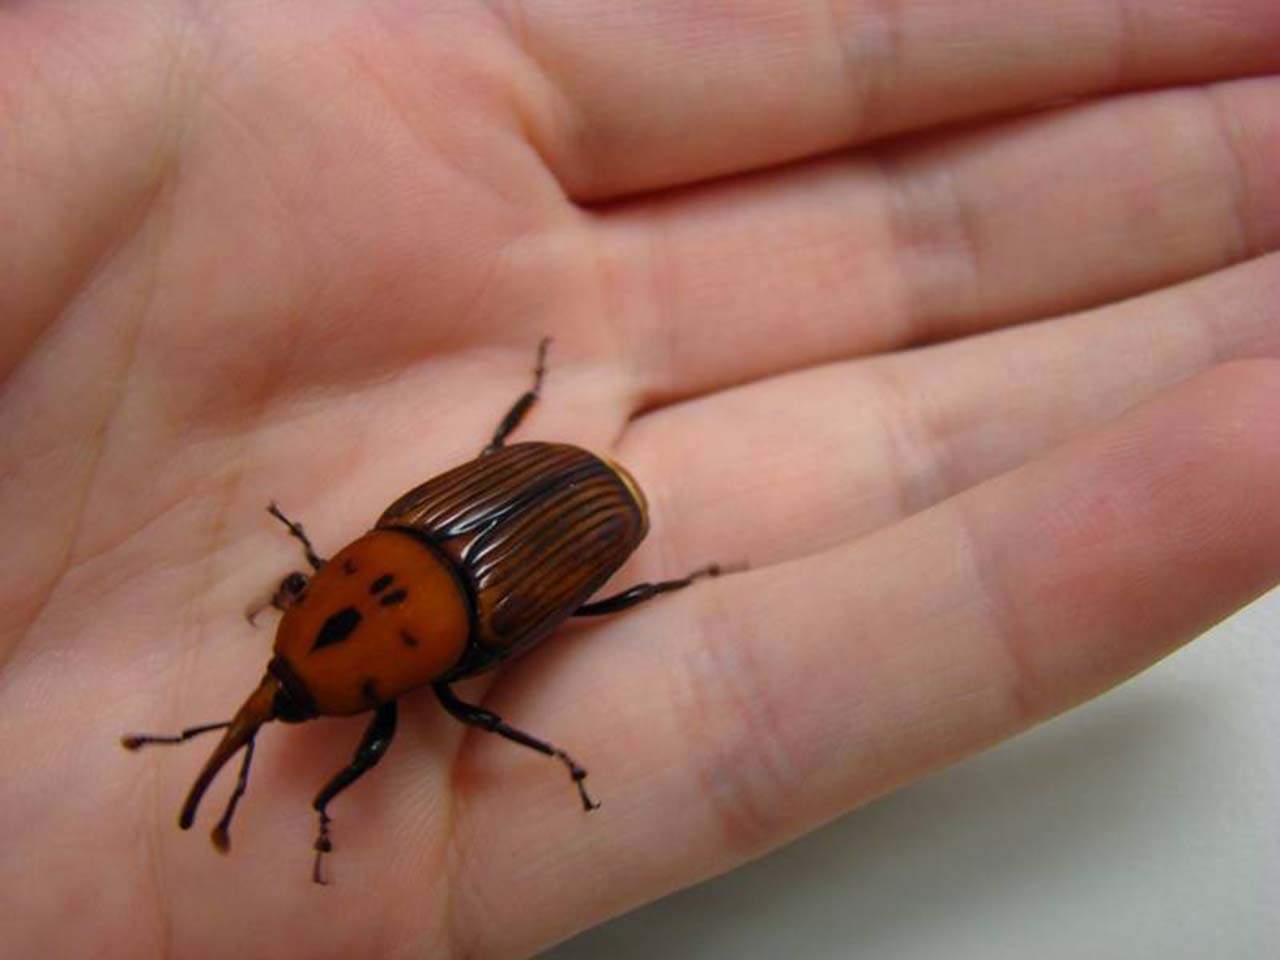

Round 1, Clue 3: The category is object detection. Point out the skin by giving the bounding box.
[1,1,1279,957]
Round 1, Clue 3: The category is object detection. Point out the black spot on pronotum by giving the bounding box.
[369,574,394,595]
[312,607,362,651]
[379,588,408,607]
[361,678,379,705]
[399,629,419,648]
[342,558,358,575]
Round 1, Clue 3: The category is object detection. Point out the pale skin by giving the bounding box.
[2,0,1280,957]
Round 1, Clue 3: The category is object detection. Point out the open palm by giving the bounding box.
[3,2,1280,958]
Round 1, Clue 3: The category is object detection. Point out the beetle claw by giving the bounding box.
[559,757,600,811]
[312,850,332,886]
[311,810,336,884]
[704,560,747,578]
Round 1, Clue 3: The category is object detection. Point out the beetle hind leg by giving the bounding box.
[434,682,600,811]
[310,701,398,884]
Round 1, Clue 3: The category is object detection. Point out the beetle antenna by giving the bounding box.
[121,722,231,751]
[210,733,258,853]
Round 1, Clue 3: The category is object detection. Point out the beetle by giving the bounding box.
[121,339,721,883]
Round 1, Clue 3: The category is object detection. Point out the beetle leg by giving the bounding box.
[574,563,724,617]
[245,571,311,626]
[310,701,398,885]
[433,682,600,812]
[267,502,326,571]
[482,337,550,455]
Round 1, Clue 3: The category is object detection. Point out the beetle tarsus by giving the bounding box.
[574,562,729,617]
[312,812,334,885]
[434,683,599,811]
[558,752,601,811]
[483,337,551,455]
[307,703,398,882]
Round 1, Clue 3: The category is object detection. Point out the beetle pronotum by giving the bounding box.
[121,339,721,882]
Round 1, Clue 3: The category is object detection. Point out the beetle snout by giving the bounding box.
[179,675,278,839]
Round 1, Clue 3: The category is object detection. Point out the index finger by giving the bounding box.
[498,0,1280,199]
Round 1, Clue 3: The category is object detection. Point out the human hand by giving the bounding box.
[3,2,1279,957]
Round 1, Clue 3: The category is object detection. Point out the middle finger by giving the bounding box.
[595,76,1280,407]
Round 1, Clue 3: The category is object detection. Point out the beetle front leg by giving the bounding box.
[310,701,398,884]
[574,563,724,617]
[246,504,329,625]
[267,502,326,571]
[433,682,599,812]
[245,571,312,625]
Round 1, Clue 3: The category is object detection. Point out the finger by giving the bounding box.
[453,359,1280,957]
[617,252,1280,575]
[502,0,1280,198]
[596,77,1280,406]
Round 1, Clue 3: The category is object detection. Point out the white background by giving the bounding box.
[549,589,1279,959]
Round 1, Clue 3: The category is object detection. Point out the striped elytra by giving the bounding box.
[119,340,720,883]
[378,442,648,669]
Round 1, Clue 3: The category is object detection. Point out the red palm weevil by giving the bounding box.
[121,339,720,882]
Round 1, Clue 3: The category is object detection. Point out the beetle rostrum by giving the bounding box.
[120,339,725,883]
